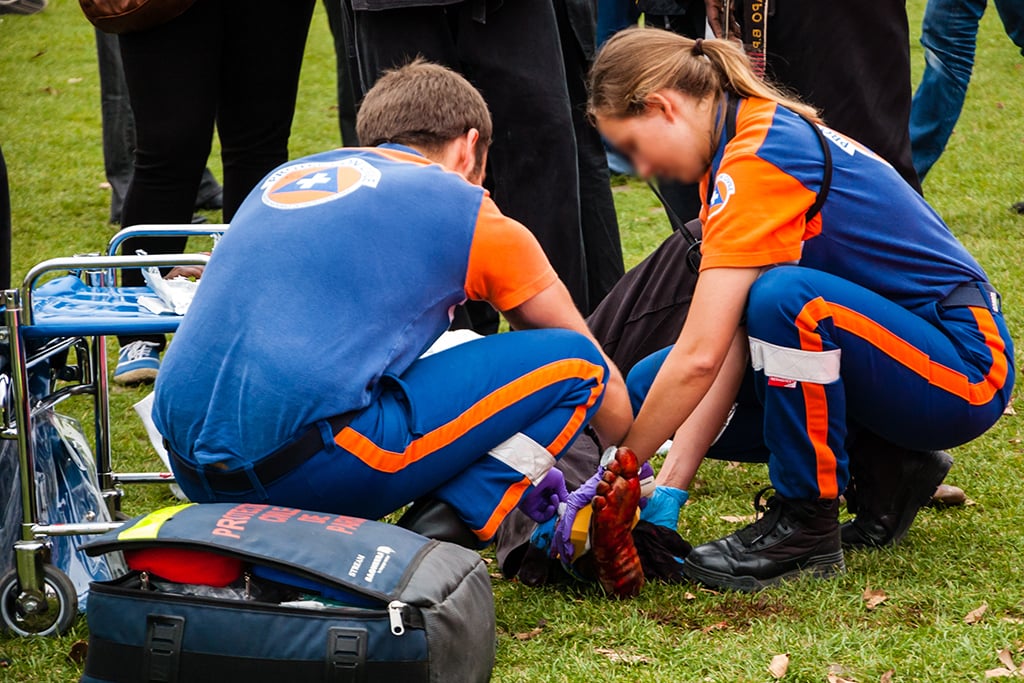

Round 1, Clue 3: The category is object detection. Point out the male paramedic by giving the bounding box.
[152,60,642,585]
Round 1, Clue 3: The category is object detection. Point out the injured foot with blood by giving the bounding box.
[590,447,645,598]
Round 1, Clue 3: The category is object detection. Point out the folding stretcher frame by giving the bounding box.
[0,224,225,635]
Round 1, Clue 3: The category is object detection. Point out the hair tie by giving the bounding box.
[693,38,704,56]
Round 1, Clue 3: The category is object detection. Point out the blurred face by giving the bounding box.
[596,89,718,184]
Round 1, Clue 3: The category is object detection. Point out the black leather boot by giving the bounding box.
[682,490,844,592]
[842,433,953,550]
[396,498,481,549]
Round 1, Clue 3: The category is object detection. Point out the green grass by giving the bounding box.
[1,1,1023,681]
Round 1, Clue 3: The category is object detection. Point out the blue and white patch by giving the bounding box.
[261,158,381,210]
[707,172,735,219]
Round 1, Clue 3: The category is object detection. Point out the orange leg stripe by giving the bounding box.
[546,381,605,454]
[792,297,1008,495]
[805,302,1007,406]
[473,476,532,541]
[333,358,606,474]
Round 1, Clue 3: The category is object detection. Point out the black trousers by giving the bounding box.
[761,0,922,192]
[116,0,314,347]
[353,0,611,319]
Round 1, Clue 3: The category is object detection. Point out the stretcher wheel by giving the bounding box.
[0,565,78,636]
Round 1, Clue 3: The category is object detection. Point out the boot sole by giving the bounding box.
[681,550,846,593]
[112,367,158,386]
[841,450,953,550]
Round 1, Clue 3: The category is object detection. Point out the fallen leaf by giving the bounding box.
[985,668,1015,678]
[880,669,895,683]
[965,498,978,506]
[768,653,790,679]
[66,640,88,665]
[1004,403,1016,416]
[720,514,757,524]
[825,663,858,682]
[862,586,888,610]
[514,628,543,641]
[684,591,697,600]
[67,77,83,84]
[997,649,1017,671]
[1004,617,1024,625]
[725,461,746,470]
[996,102,1006,110]
[98,181,112,190]
[965,603,989,624]
[41,86,59,95]
[701,621,728,634]
[593,648,652,664]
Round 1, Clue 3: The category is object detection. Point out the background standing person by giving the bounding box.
[350,0,623,329]
[909,0,1024,185]
[111,0,316,384]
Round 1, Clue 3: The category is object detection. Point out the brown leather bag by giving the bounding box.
[79,0,196,34]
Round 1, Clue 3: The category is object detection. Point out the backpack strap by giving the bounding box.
[709,94,832,223]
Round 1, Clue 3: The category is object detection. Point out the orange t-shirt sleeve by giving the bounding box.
[464,196,558,311]
[698,100,820,270]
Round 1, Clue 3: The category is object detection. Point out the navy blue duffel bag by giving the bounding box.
[79,502,495,683]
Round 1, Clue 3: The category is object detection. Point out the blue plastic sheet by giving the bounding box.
[0,355,125,611]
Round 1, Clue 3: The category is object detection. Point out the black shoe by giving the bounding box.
[396,498,480,549]
[1012,200,1024,215]
[841,432,953,550]
[195,188,223,212]
[681,490,844,592]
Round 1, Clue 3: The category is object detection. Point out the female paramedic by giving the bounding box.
[587,28,1015,592]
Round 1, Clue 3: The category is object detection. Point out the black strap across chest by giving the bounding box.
[706,95,833,223]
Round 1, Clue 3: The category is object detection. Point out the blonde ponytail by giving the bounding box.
[589,27,821,124]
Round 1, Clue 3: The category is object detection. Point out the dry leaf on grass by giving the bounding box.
[768,653,790,679]
[985,668,1016,678]
[862,586,888,610]
[880,669,895,683]
[66,640,88,665]
[701,621,729,634]
[965,603,989,624]
[1003,403,1016,416]
[998,649,1018,670]
[684,592,697,600]
[826,675,857,683]
[720,514,757,524]
[593,648,652,665]
[514,628,543,641]
[67,77,83,84]
[1001,617,1024,625]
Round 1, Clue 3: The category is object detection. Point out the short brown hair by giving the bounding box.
[356,59,493,170]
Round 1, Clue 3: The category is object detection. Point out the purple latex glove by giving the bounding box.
[517,467,568,523]
[551,466,604,561]
[637,461,656,510]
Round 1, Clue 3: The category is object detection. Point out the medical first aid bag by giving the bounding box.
[78,502,496,683]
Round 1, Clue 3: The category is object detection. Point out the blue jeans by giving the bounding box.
[910,0,1024,180]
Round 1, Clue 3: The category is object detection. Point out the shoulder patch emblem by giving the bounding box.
[261,158,381,210]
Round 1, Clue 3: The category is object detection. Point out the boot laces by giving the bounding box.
[736,486,784,545]
[123,340,159,361]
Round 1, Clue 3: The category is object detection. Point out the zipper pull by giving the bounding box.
[244,572,252,600]
[387,600,406,636]
[140,571,150,591]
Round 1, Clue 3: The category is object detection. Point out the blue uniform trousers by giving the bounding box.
[627,267,1014,500]
[177,329,608,543]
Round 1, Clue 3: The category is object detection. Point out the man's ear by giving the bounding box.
[456,128,481,177]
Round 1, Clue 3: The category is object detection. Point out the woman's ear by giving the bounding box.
[644,91,677,123]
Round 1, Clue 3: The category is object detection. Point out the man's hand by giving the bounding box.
[165,265,205,281]
[517,467,568,523]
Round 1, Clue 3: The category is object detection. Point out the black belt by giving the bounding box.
[167,412,355,494]
[940,281,1001,313]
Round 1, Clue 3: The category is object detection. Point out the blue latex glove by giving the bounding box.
[639,486,689,529]
[551,466,604,561]
[517,467,568,523]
